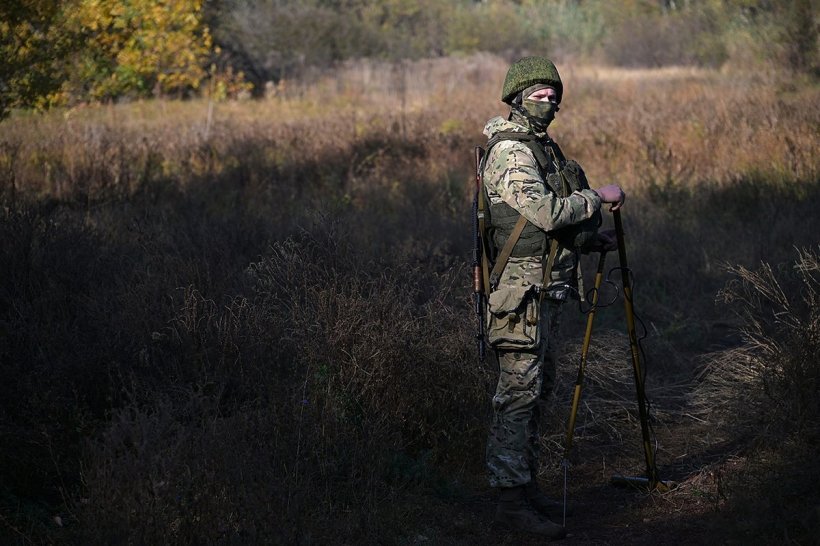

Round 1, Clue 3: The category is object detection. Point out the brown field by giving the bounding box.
[1,54,818,544]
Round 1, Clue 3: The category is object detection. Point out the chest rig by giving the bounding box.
[478,131,601,294]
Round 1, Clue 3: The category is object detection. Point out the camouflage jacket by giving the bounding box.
[482,115,602,300]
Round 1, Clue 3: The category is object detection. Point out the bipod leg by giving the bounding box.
[562,250,607,526]
[611,210,676,492]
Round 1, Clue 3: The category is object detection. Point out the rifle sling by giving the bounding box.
[475,146,492,298]
[489,213,560,302]
[477,177,491,298]
[489,214,528,289]
[484,133,566,297]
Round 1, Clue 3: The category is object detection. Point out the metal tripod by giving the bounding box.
[561,210,675,525]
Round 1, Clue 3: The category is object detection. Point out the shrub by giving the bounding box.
[713,248,819,436]
[693,248,820,542]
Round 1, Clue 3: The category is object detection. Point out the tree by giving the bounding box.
[68,0,214,100]
[0,1,79,119]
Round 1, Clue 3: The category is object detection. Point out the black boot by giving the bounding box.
[525,480,573,519]
[493,485,566,539]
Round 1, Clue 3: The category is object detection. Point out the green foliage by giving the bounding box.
[509,0,607,59]
[723,0,819,73]
[67,0,214,100]
[210,0,818,85]
[0,0,228,115]
[2,0,816,114]
[0,1,79,118]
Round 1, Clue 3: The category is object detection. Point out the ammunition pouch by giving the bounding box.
[486,285,541,350]
[548,160,602,250]
[484,132,600,253]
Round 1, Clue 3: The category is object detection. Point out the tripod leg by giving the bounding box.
[613,210,666,490]
[561,251,607,526]
[564,251,607,457]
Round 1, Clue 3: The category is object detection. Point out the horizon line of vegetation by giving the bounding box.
[2,0,817,120]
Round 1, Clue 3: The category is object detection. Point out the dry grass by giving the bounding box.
[693,248,820,435]
[1,54,817,203]
[1,54,819,543]
[681,248,820,542]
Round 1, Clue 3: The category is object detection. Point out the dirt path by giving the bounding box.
[399,473,729,545]
[392,402,740,545]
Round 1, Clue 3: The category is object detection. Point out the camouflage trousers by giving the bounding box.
[486,298,563,488]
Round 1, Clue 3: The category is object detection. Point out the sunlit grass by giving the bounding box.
[1,54,818,544]
[2,54,816,206]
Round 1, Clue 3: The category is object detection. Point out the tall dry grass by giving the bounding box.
[1,54,818,543]
[2,55,817,204]
[690,248,820,542]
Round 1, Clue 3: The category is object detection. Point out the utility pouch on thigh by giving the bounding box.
[486,286,540,350]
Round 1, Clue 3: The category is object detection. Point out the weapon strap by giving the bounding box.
[489,214,528,289]
[476,149,491,297]
[483,132,568,292]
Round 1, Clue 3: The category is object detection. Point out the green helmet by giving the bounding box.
[501,57,563,104]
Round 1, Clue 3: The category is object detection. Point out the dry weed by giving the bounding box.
[1,55,819,543]
[688,248,820,542]
[1,54,817,205]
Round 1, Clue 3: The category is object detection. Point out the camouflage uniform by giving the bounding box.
[483,113,602,488]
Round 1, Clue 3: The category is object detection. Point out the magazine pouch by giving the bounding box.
[486,285,540,350]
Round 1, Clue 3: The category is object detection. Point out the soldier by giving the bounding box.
[481,57,625,538]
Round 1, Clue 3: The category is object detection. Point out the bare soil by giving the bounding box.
[392,449,745,545]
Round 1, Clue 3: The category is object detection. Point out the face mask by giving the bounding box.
[521,98,559,131]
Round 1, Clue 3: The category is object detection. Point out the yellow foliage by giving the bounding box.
[204,65,253,101]
[0,1,77,116]
[69,0,213,99]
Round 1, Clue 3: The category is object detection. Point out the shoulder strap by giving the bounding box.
[483,132,537,290]
[545,139,566,164]
[475,146,491,297]
[488,214,528,289]
[482,131,563,290]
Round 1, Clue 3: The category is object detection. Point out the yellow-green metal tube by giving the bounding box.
[613,210,660,488]
[563,251,607,457]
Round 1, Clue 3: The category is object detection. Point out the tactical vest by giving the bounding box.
[482,131,600,259]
